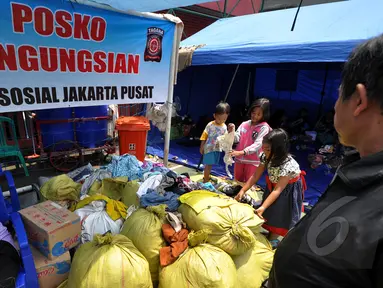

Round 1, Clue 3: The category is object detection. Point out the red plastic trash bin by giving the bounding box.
[115,116,150,161]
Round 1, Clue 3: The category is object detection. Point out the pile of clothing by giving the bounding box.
[38,154,273,288]
[308,144,344,171]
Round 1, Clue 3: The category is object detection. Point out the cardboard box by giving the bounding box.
[31,246,71,288]
[20,201,81,260]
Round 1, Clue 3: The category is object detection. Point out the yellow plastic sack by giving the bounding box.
[88,177,128,200]
[180,190,236,213]
[40,175,81,201]
[159,230,237,288]
[88,180,102,196]
[120,205,167,284]
[120,180,140,207]
[179,191,264,256]
[100,177,128,200]
[233,233,275,288]
[67,233,152,288]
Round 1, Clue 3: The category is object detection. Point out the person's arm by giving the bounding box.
[256,176,289,216]
[228,123,235,133]
[243,125,270,155]
[200,140,206,155]
[235,164,265,201]
[200,124,209,154]
[233,123,243,143]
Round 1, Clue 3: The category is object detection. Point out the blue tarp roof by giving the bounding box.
[181,0,383,65]
[83,0,216,13]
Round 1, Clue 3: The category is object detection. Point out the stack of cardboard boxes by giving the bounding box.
[19,201,81,288]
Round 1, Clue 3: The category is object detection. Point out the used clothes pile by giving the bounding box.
[36,154,274,288]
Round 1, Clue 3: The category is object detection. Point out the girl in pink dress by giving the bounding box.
[231,98,272,182]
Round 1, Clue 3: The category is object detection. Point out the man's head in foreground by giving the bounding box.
[335,35,383,157]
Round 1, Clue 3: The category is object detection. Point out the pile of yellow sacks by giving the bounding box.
[173,190,275,288]
[59,190,274,288]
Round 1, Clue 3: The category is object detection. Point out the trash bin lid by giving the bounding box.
[115,116,150,131]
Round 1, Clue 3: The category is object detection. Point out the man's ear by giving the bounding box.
[353,84,368,117]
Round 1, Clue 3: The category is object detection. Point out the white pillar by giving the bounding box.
[163,25,181,167]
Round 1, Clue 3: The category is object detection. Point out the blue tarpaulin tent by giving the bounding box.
[147,0,383,206]
[181,0,383,65]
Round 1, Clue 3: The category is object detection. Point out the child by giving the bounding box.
[200,102,234,183]
[231,98,272,182]
[235,129,306,248]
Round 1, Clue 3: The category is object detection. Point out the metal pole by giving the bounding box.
[245,70,252,107]
[196,154,203,172]
[29,113,38,156]
[170,9,188,39]
[173,8,221,20]
[163,24,180,167]
[260,0,265,12]
[291,0,304,31]
[251,0,257,13]
[25,112,40,159]
[317,65,329,122]
[228,0,242,17]
[224,64,240,102]
[223,0,228,17]
[186,69,195,115]
[22,112,29,138]
[3,185,33,197]
[216,1,222,14]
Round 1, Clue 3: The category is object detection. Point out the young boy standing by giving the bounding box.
[200,102,234,182]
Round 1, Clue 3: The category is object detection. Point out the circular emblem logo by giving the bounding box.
[148,36,160,55]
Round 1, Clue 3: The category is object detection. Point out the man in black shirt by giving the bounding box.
[268,35,383,288]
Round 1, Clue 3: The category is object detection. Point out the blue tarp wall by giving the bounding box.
[147,63,341,206]
[254,66,341,122]
[173,64,341,124]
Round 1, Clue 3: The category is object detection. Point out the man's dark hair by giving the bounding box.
[249,98,271,121]
[215,102,231,115]
[341,35,383,111]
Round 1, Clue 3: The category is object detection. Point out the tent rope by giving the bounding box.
[291,0,304,31]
